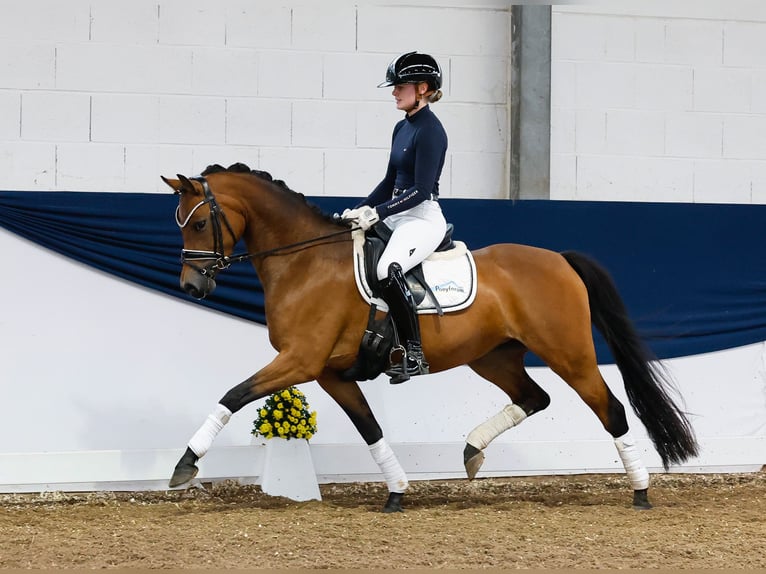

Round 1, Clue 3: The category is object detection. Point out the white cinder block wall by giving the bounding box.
[551,2,766,204]
[0,0,511,198]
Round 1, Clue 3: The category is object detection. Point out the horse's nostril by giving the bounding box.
[184,284,205,299]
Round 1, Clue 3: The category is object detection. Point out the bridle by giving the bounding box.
[175,175,356,278]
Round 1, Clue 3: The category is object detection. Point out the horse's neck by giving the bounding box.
[241,193,346,286]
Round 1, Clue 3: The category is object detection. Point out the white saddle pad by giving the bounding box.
[352,229,478,314]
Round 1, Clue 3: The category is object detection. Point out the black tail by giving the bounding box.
[561,251,699,469]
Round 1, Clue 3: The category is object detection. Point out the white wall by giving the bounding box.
[551,1,766,203]
[0,0,511,198]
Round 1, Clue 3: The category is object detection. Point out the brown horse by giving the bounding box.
[162,163,698,511]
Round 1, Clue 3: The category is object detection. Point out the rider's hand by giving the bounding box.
[342,206,380,231]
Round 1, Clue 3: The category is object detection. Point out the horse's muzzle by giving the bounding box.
[181,272,217,300]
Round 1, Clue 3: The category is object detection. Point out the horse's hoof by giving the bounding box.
[632,488,653,510]
[382,492,404,513]
[168,463,199,488]
[463,443,485,480]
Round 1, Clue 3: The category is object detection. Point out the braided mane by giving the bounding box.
[200,163,342,226]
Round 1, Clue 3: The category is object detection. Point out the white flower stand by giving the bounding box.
[259,438,321,501]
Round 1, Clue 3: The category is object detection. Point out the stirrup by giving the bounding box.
[385,344,429,385]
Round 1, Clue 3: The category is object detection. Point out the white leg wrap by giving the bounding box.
[369,437,409,493]
[466,403,527,450]
[615,431,650,491]
[187,404,232,458]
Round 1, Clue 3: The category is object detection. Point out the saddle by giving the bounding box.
[363,222,456,307]
[340,222,477,382]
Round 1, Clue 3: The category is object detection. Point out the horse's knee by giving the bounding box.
[520,386,550,416]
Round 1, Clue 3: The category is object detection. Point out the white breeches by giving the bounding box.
[376,199,447,281]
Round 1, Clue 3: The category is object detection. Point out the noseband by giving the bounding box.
[175,175,358,279]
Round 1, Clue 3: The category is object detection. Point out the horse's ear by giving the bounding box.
[161,175,183,194]
[177,174,202,196]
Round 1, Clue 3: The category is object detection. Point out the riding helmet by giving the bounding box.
[378,51,442,91]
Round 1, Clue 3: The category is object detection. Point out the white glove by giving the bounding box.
[342,206,380,231]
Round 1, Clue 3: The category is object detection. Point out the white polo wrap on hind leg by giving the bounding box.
[466,403,527,450]
[614,430,650,490]
[369,437,409,493]
[188,404,232,458]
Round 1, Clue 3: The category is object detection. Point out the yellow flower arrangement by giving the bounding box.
[252,386,318,440]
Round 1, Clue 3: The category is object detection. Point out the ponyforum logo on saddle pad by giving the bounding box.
[352,230,477,314]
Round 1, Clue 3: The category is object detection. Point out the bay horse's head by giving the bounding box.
[161,171,246,299]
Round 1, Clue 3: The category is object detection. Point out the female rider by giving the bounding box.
[343,51,448,384]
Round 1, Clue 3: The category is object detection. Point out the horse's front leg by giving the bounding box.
[317,370,407,513]
[168,351,318,488]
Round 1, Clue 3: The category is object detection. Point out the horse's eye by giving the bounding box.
[193,219,207,232]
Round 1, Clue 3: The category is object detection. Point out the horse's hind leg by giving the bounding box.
[545,351,652,510]
[317,370,407,513]
[465,342,551,479]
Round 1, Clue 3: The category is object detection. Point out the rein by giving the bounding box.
[176,175,357,277]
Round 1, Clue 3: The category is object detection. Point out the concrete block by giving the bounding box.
[606,110,664,156]
[158,0,225,46]
[0,92,20,140]
[439,104,507,154]
[553,13,635,62]
[450,152,507,199]
[0,142,55,190]
[550,107,576,154]
[56,143,126,192]
[635,65,693,111]
[723,115,766,160]
[21,92,90,142]
[224,2,291,49]
[575,62,635,109]
[227,98,291,147]
[666,113,723,158]
[550,61,576,109]
[324,148,389,196]
[191,47,259,96]
[91,95,160,143]
[258,51,322,99]
[292,3,356,52]
[723,22,766,68]
[549,153,577,200]
[56,44,192,94]
[635,18,665,63]
[90,1,159,44]
[449,56,507,104]
[125,145,194,193]
[693,160,753,204]
[259,147,326,196]
[552,13,606,61]
[355,102,400,149]
[191,146,259,176]
[323,53,392,102]
[292,100,355,148]
[751,161,766,204]
[664,20,723,65]
[0,0,89,42]
[576,155,693,202]
[0,43,55,90]
[159,96,225,145]
[751,71,766,114]
[358,5,509,56]
[575,109,607,154]
[693,68,751,113]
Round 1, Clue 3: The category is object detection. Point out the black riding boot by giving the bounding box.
[380,262,429,384]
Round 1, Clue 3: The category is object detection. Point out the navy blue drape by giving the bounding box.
[1,191,764,364]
